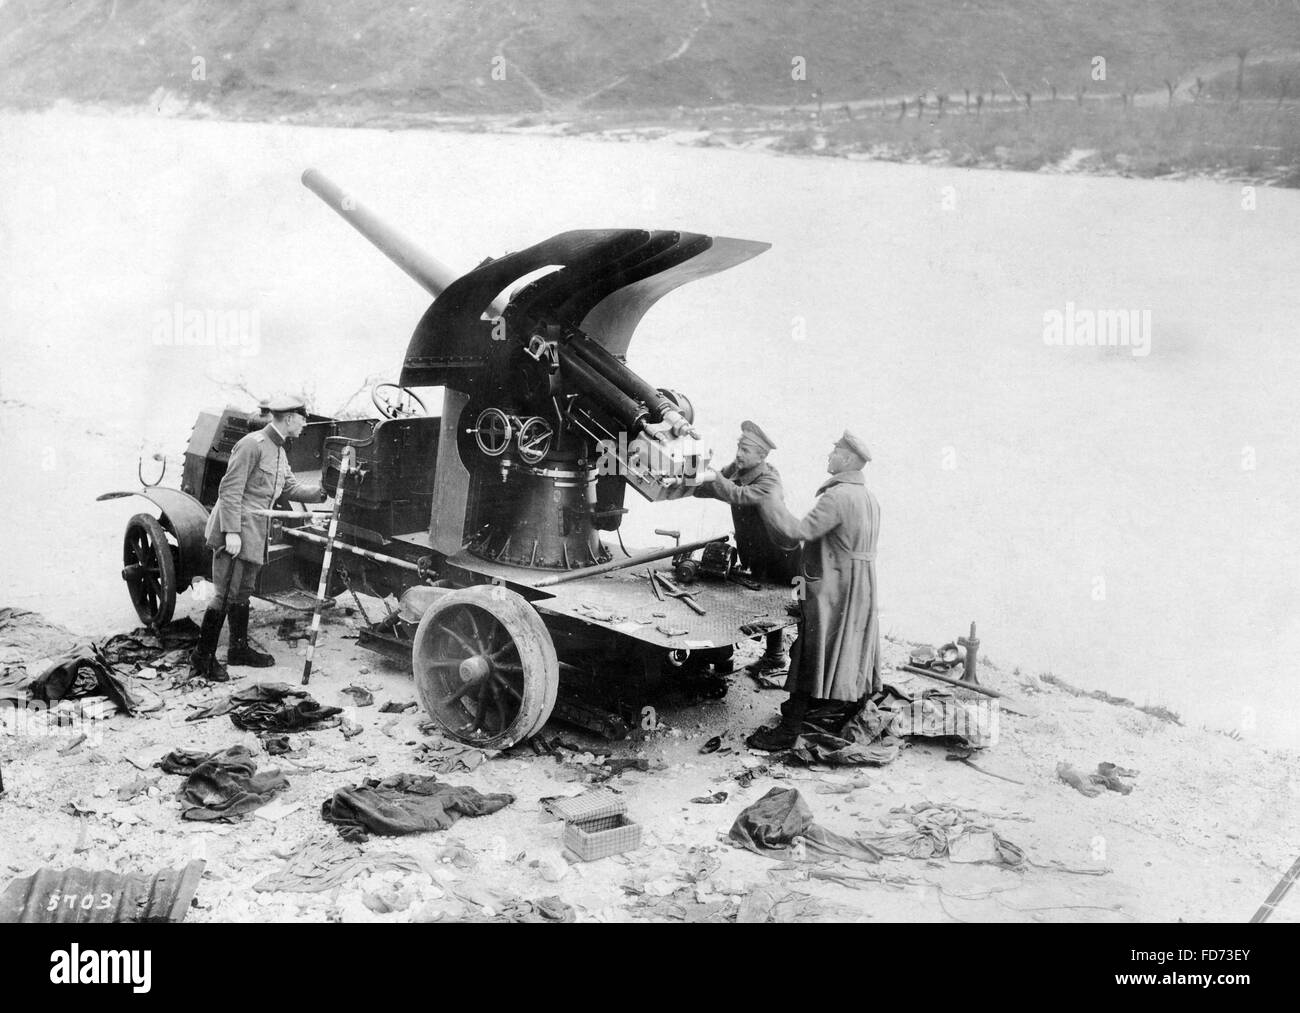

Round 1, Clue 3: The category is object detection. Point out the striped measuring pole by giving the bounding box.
[301,446,352,686]
[1250,852,1300,922]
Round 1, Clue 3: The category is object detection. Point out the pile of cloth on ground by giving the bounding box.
[728,789,1026,870]
[728,787,884,863]
[855,800,1026,867]
[252,834,427,893]
[321,772,515,843]
[0,611,196,714]
[100,618,201,674]
[161,744,289,821]
[778,683,997,769]
[185,682,342,732]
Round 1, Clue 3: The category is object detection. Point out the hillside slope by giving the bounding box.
[2,0,1299,114]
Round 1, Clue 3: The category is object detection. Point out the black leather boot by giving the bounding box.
[189,607,230,682]
[745,692,809,751]
[226,603,275,667]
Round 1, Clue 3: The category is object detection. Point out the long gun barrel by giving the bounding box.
[301,168,460,299]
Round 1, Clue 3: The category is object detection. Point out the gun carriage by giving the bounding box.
[102,171,795,747]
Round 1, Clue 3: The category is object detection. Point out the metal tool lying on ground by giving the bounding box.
[652,571,707,615]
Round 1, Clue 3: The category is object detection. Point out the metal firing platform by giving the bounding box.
[530,567,795,651]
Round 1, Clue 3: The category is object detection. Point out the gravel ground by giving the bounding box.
[3,603,1296,923]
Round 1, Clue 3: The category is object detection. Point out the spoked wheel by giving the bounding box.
[122,513,177,628]
[413,585,558,749]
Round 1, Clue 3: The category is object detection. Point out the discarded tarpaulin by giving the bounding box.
[786,701,900,766]
[789,729,900,768]
[782,691,993,769]
[252,834,426,893]
[856,801,1026,867]
[412,739,493,774]
[28,645,141,714]
[736,885,826,923]
[415,884,575,923]
[321,772,514,843]
[164,745,290,821]
[0,860,205,923]
[160,749,215,774]
[0,607,82,667]
[185,682,342,732]
[728,787,883,864]
[232,694,341,733]
[477,893,576,924]
[101,618,201,673]
[888,690,996,748]
[1,613,187,714]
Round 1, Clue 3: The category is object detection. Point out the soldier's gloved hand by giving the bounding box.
[225,533,242,557]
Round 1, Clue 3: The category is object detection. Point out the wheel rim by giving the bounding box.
[413,586,557,748]
[122,514,176,627]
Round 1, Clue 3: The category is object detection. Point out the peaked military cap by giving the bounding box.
[739,420,776,453]
[835,430,871,462]
[266,395,307,414]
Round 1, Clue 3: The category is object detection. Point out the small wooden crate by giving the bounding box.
[552,789,643,861]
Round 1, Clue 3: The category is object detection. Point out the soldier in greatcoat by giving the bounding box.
[746,430,881,749]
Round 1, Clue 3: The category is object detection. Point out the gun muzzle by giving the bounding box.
[302,168,460,299]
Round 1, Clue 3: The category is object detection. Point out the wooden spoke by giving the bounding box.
[439,673,485,707]
[488,641,518,663]
[482,678,500,735]
[492,675,523,703]
[472,676,491,731]
[461,606,486,649]
[436,622,479,658]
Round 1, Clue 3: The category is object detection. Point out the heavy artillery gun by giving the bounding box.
[103,170,795,747]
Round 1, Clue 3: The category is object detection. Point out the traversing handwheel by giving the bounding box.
[515,417,553,464]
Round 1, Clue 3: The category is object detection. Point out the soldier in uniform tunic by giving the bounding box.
[746,430,881,750]
[694,420,800,675]
[189,397,326,681]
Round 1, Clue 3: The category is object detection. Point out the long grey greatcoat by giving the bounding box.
[761,469,881,701]
[204,424,322,564]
